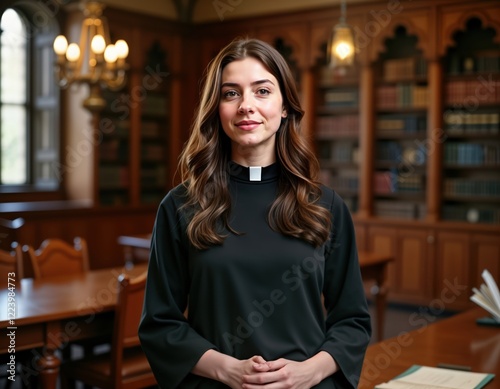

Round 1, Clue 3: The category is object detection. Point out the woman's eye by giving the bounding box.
[223,90,238,99]
[257,89,270,95]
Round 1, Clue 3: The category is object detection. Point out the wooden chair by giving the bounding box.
[61,271,157,389]
[25,237,105,364]
[0,242,29,388]
[0,242,24,288]
[0,217,24,252]
[25,237,89,279]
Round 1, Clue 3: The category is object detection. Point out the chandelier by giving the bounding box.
[327,0,355,68]
[53,1,129,112]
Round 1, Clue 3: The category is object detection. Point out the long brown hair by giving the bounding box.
[179,38,331,249]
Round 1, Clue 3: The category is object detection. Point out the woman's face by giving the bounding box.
[219,57,287,165]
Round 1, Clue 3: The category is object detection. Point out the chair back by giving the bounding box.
[110,271,149,385]
[0,218,24,252]
[0,243,24,288]
[26,237,89,279]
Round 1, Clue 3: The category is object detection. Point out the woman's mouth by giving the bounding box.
[236,120,261,131]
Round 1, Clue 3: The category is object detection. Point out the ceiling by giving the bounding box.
[99,0,375,23]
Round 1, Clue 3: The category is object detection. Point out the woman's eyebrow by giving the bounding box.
[221,79,276,88]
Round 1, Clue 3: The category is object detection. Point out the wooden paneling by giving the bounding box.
[435,231,471,310]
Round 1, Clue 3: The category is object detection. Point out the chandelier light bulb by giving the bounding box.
[104,44,118,63]
[53,35,68,55]
[115,39,129,59]
[334,41,353,60]
[66,43,81,62]
[91,34,106,54]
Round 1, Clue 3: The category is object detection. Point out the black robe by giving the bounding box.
[139,162,371,388]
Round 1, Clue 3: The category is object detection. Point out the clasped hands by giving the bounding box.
[225,355,321,389]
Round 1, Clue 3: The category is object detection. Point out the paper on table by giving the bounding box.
[376,366,494,389]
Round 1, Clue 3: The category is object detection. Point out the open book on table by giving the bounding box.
[375,365,495,389]
[470,269,500,324]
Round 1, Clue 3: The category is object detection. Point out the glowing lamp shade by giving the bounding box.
[104,44,117,63]
[115,39,129,59]
[66,43,81,62]
[91,34,106,54]
[53,35,68,56]
[328,23,355,68]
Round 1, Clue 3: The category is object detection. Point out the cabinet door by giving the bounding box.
[472,234,500,288]
[435,231,471,310]
[367,226,397,294]
[395,228,434,304]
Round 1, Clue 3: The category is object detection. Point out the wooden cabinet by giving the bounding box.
[435,231,471,310]
[365,223,433,305]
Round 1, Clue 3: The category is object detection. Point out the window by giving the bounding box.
[0,1,60,190]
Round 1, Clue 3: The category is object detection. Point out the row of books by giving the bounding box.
[329,143,359,164]
[383,57,428,82]
[445,80,500,105]
[317,66,358,85]
[141,121,163,138]
[99,166,129,189]
[374,200,426,220]
[141,144,165,161]
[374,170,425,194]
[141,166,166,186]
[103,119,129,137]
[444,111,500,134]
[447,53,500,75]
[319,170,359,192]
[444,143,500,166]
[316,115,359,138]
[444,178,500,198]
[142,94,169,116]
[442,205,500,224]
[377,114,427,133]
[376,84,428,110]
[322,89,359,108]
[100,193,129,206]
[100,139,128,161]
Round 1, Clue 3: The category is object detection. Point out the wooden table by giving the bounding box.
[358,251,393,342]
[0,264,147,389]
[359,307,500,388]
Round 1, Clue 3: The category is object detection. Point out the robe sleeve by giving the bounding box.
[138,187,217,387]
[319,190,372,388]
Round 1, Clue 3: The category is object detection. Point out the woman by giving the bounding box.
[139,38,371,388]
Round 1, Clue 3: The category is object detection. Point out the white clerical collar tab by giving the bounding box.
[249,166,262,181]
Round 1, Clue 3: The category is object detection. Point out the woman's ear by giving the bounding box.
[282,109,287,118]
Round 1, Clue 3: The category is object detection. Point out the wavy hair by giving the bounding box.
[179,38,331,249]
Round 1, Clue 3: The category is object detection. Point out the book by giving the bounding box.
[375,365,495,389]
[470,269,500,322]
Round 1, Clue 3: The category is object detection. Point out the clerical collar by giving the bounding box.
[228,161,279,182]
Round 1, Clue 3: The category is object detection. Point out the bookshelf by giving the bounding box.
[139,41,170,205]
[99,88,131,206]
[373,26,428,220]
[316,64,360,213]
[442,17,500,224]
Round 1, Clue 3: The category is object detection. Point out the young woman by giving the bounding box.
[139,38,371,388]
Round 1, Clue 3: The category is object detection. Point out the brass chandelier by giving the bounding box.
[53,1,129,112]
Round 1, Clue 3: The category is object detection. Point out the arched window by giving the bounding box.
[0,1,60,192]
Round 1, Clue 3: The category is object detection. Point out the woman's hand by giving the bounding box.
[240,351,338,389]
